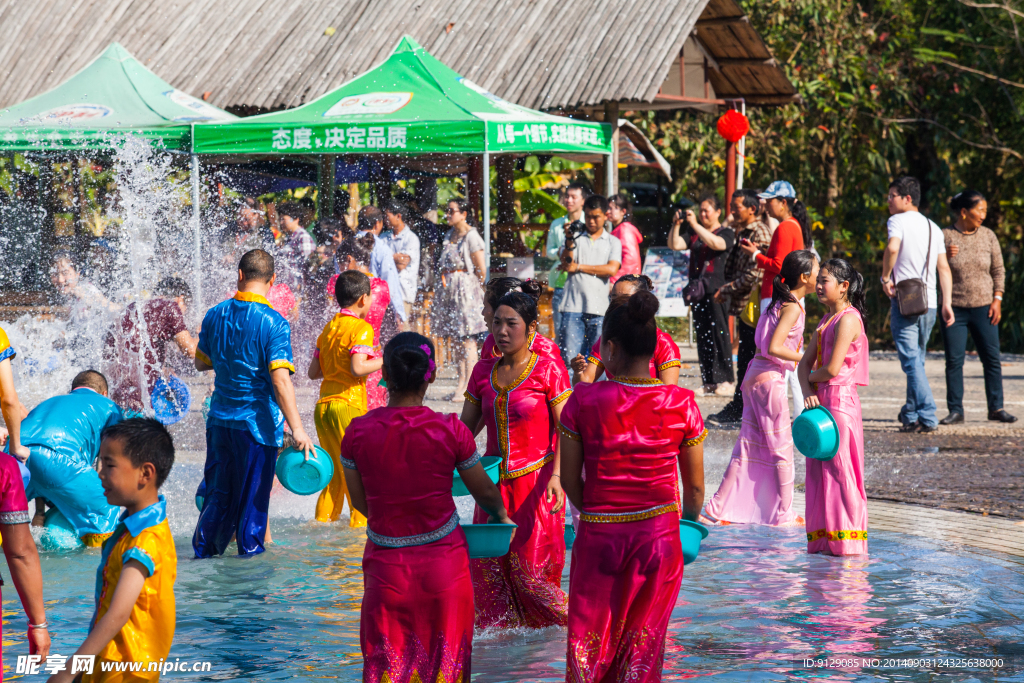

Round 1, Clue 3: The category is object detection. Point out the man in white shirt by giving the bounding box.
[545,183,589,340]
[880,176,954,433]
[384,200,421,330]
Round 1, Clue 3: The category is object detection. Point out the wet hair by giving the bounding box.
[698,193,722,212]
[52,250,78,268]
[949,189,985,216]
[239,249,275,283]
[889,175,921,207]
[315,217,351,245]
[337,233,376,268]
[783,197,813,250]
[447,197,472,215]
[384,199,410,221]
[608,193,632,218]
[485,277,542,311]
[583,194,609,213]
[277,202,305,223]
[72,369,108,394]
[565,181,592,199]
[611,274,654,296]
[101,417,175,488]
[820,258,866,316]
[334,270,371,308]
[733,188,760,212]
[601,290,660,359]
[495,291,539,327]
[383,332,436,393]
[358,205,384,233]
[155,276,192,303]
[771,249,818,312]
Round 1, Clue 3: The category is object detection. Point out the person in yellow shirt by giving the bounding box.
[48,417,176,683]
[308,270,383,526]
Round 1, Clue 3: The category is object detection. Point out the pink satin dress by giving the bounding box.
[464,353,572,629]
[806,306,869,555]
[559,378,706,683]
[364,277,391,410]
[703,300,804,526]
[586,328,682,379]
[340,407,479,683]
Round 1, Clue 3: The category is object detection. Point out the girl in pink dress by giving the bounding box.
[560,290,706,683]
[799,259,869,555]
[460,292,572,629]
[341,332,513,682]
[703,250,819,526]
[480,278,562,365]
[330,234,394,409]
[571,275,681,386]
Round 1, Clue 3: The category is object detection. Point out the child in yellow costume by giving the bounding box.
[48,417,176,683]
[307,270,383,526]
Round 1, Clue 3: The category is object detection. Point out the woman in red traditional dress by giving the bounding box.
[480,278,562,366]
[460,292,572,629]
[341,332,512,682]
[560,290,706,683]
[330,234,394,409]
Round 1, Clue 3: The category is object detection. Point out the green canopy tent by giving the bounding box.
[0,42,237,309]
[193,36,614,269]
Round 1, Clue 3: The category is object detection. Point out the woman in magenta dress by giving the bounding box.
[703,251,818,526]
[480,277,562,365]
[799,259,869,555]
[560,290,706,683]
[460,292,571,629]
[341,332,513,682]
[330,234,394,409]
[570,275,681,386]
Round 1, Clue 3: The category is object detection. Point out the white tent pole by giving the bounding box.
[482,151,490,281]
[190,149,203,319]
[737,100,746,190]
[605,153,614,196]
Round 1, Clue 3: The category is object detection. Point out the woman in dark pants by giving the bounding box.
[668,194,736,396]
[939,190,1016,424]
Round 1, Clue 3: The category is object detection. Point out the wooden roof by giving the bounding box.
[0,0,796,114]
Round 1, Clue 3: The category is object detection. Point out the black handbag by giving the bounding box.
[683,278,706,304]
[894,215,931,318]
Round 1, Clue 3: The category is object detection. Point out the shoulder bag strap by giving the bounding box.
[921,214,932,280]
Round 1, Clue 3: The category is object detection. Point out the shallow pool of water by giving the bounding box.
[3,463,1023,681]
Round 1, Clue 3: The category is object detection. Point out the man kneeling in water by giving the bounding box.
[18,370,123,546]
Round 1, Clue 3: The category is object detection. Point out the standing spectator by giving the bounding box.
[939,190,1016,424]
[383,200,421,330]
[107,278,198,413]
[709,189,773,423]
[276,202,316,301]
[432,199,488,400]
[546,183,590,334]
[738,181,811,415]
[557,194,622,369]
[880,176,954,433]
[608,194,643,284]
[351,206,406,326]
[669,194,736,396]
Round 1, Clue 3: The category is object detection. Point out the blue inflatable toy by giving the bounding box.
[151,376,191,425]
[39,508,84,551]
[275,445,333,495]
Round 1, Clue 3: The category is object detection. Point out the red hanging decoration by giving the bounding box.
[716,109,750,143]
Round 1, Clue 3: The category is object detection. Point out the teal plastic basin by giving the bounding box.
[451,455,501,496]
[40,508,83,551]
[461,523,517,558]
[792,406,840,461]
[275,445,334,495]
[564,523,576,549]
[680,519,709,564]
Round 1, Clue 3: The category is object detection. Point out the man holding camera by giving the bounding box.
[546,182,590,337]
[557,194,622,369]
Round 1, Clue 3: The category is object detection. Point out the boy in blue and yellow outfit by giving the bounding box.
[193,249,315,557]
[20,370,122,545]
[48,417,176,683]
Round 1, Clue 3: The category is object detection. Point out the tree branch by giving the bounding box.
[939,57,1024,88]
[958,0,1024,20]
[876,116,1023,159]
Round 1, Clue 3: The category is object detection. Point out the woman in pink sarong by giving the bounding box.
[703,251,819,526]
[341,332,513,682]
[329,234,394,409]
[460,292,571,629]
[799,258,869,555]
[560,291,706,683]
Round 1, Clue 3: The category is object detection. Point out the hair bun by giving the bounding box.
[626,290,659,324]
[357,232,376,251]
[520,279,543,301]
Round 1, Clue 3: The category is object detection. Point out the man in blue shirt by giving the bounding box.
[351,206,407,324]
[383,200,421,331]
[19,369,122,545]
[193,249,314,557]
